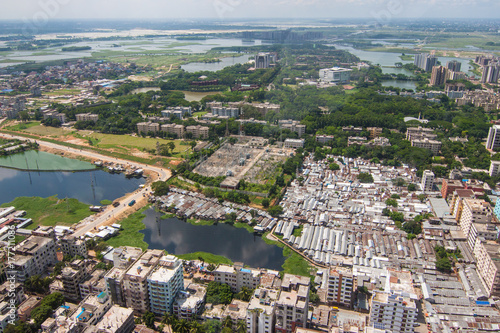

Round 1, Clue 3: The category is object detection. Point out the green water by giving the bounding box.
[0,150,96,171]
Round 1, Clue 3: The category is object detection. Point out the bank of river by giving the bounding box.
[140,209,285,270]
[0,150,95,171]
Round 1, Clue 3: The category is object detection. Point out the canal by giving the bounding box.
[140,209,285,271]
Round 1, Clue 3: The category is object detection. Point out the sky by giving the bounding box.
[1,0,500,21]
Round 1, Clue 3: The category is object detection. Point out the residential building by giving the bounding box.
[112,247,143,269]
[319,67,352,83]
[137,122,160,134]
[316,135,334,144]
[0,301,16,333]
[326,267,355,308]
[405,126,436,141]
[278,120,306,137]
[490,161,500,177]
[17,296,41,321]
[486,125,500,150]
[123,249,163,313]
[147,255,184,315]
[275,274,310,333]
[161,106,191,119]
[75,113,99,123]
[186,125,209,139]
[430,66,447,86]
[284,138,305,149]
[43,111,66,123]
[59,235,88,259]
[369,292,417,333]
[61,259,90,301]
[468,223,498,250]
[95,305,135,333]
[473,241,500,297]
[161,123,185,138]
[213,263,261,293]
[70,292,112,331]
[446,60,462,72]
[222,299,249,331]
[411,138,441,154]
[421,170,435,193]
[459,198,493,242]
[247,287,279,333]
[255,53,272,69]
[367,127,383,138]
[12,235,57,282]
[414,53,437,72]
[449,189,476,221]
[481,63,500,84]
[105,267,128,307]
[80,269,107,299]
[348,136,367,146]
[442,179,466,200]
[211,107,240,118]
[173,283,206,320]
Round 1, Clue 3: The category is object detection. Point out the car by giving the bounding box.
[128,200,136,206]
[112,201,120,207]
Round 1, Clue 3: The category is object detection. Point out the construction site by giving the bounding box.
[192,136,292,190]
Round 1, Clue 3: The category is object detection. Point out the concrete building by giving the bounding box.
[430,66,448,86]
[367,127,383,138]
[255,53,272,69]
[80,269,107,299]
[481,63,500,84]
[213,263,261,293]
[411,138,441,154]
[284,138,305,149]
[61,259,90,301]
[212,107,240,118]
[486,125,500,150]
[75,113,99,123]
[147,255,184,315]
[421,170,435,193]
[137,122,160,134]
[186,125,209,139]
[473,241,500,297]
[247,287,279,333]
[319,67,352,83]
[449,189,476,221]
[123,249,163,313]
[95,305,135,333]
[70,292,112,331]
[59,235,88,259]
[490,161,500,177]
[405,126,436,141]
[161,124,185,138]
[278,120,306,137]
[12,235,57,282]
[105,267,128,307]
[316,135,334,144]
[446,60,462,72]
[275,274,310,333]
[459,198,493,243]
[161,107,191,120]
[173,283,206,320]
[112,247,143,269]
[326,267,355,308]
[222,299,249,331]
[414,53,437,72]
[369,292,417,333]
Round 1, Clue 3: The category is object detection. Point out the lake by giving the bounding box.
[181,54,253,72]
[0,150,96,171]
[381,80,418,91]
[140,209,285,271]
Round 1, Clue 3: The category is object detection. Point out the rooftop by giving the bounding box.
[95,305,134,332]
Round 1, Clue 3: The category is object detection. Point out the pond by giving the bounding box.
[381,80,418,91]
[0,150,96,171]
[140,209,285,271]
[181,54,253,72]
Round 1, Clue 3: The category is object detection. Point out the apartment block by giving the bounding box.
[112,246,144,269]
[430,66,448,86]
[367,127,383,138]
[105,267,128,307]
[213,263,261,293]
[414,53,437,72]
[473,241,500,297]
[161,123,185,138]
[12,236,57,282]
[69,292,112,331]
[147,255,184,315]
[481,63,500,84]
[61,259,90,301]
[186,125,209,139]
[316,135,334,144]
[319,67,352,83]
[75,113,99,122]
[411,138,441,154]
[490,161,500,177]
[326,267,355,308]
[449,189,475,221]
[123,249,163,313]
[95,305,135,333]
[137,122,160,134]
[405,127,436,141]
[80,269,107,299]
[161,106,191,120]
[222,300,249,331]
[211,107,240,118]
[284,138,305,149]
[421,170,435,193]
[59,235,88,259]
[173,283,206,320]
[369,292,417,333]
[247,288,279,333]
[275,274,310,333]
[278,120,306,137]
[486,125,500,150]
[459,199,493,240]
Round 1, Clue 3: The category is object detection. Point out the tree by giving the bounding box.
[407,183,417,191]
[236,287,253,302]
[417,194,426,203]
[222,316,233,329]
[174,319,189,333]
[236,320,247,333]
[202,319,222,333]
[31,305,53,326]
[329,163,340,171]
[436,257,452,272]
[206,281,234,305]
[152,181,170,196]
[268,205,283,217]
[357,172,374,183]
[261,198,270,208]
[167,141,176,152]
[385,199,398,207]
[142,312,156,330]
[309,291,320,305]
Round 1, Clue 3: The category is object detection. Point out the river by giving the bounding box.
[140,209,285,271]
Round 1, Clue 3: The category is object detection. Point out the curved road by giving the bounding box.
[0,132,171,237]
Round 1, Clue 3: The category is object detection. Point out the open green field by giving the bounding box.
[177,252,233,265]
[4,121,41,132]
[44,89,82,96]
[104,206,150,250]
[5,122,72,137]
[1,196,95,229]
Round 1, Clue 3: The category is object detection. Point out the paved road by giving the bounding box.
[0,132,172,237]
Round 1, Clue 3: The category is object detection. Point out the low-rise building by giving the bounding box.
[137,122,160,134]
[278,120,306,137]
[284,138,305,149]
[411,138,441,154]
[173,283,206,320]
[161,123,185,138]
[319,67,352,83]
[75,113,99,123]
[95,304,135,333]
[222,299,249,331]
[315,135,334,144]
[186,125,209,139]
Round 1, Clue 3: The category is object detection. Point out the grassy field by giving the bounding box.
[177,252,233,265]
[104,206,150,250]
[1,196,95,229]
[8,123,72,137]
[192,111,208,118]
[44,89,82,96]
[4,121,42,132]
[400,55,414,61]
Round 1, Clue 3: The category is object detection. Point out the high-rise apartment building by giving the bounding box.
[275,274,310,333]
[247,288,279,333]
[421,170,435,193]
[147,255,184,315]
[326,267,355,308]
[414,53,438,72]
[486,125,500,150]
[430,66,448,86]
[446,60,462,72]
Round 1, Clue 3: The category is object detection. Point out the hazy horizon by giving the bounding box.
[2,0,500,22]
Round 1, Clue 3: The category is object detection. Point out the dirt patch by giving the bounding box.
[128,148,153,159]
[169,159,182,166]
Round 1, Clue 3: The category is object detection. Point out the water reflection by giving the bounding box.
[141,209,285,270]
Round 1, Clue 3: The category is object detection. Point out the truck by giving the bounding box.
[128,200,136,207]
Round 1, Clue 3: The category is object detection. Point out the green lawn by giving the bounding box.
[0,196,95,229]
[192,111,208,118]
[176,252,233,265]
[5,121,42,132]
[104,206,150,250]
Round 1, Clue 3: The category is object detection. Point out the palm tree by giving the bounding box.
[188,321,204,333]
[222,316,233,329]
[236,319,247,333]
[162,313,177,333]
[238,287,253,302]
[174,319,190,333]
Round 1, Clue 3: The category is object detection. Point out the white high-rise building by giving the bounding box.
[369,292,417,333]
[247,288,279,333]
[486,125,500,150]
[275,274,310,333]
[421,170,435,193]
[147,255,184,315]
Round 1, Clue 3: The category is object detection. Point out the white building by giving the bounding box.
[247,287,279,333]
[275,274,310,333]
[421,170,435,193]
[147,255,184,315]
[12,236,58,282]
[319,67,352,83]
[284,138,305,149]
[75,113,99,123]
[95,305,135,333]
[59,235,88,259]
[490,160,500,177]
[486,125,500,150]
[369,292,417,333]
[213,263,261,293]
[173,283,206,320]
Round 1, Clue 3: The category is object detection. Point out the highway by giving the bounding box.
[0,132,172,237]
